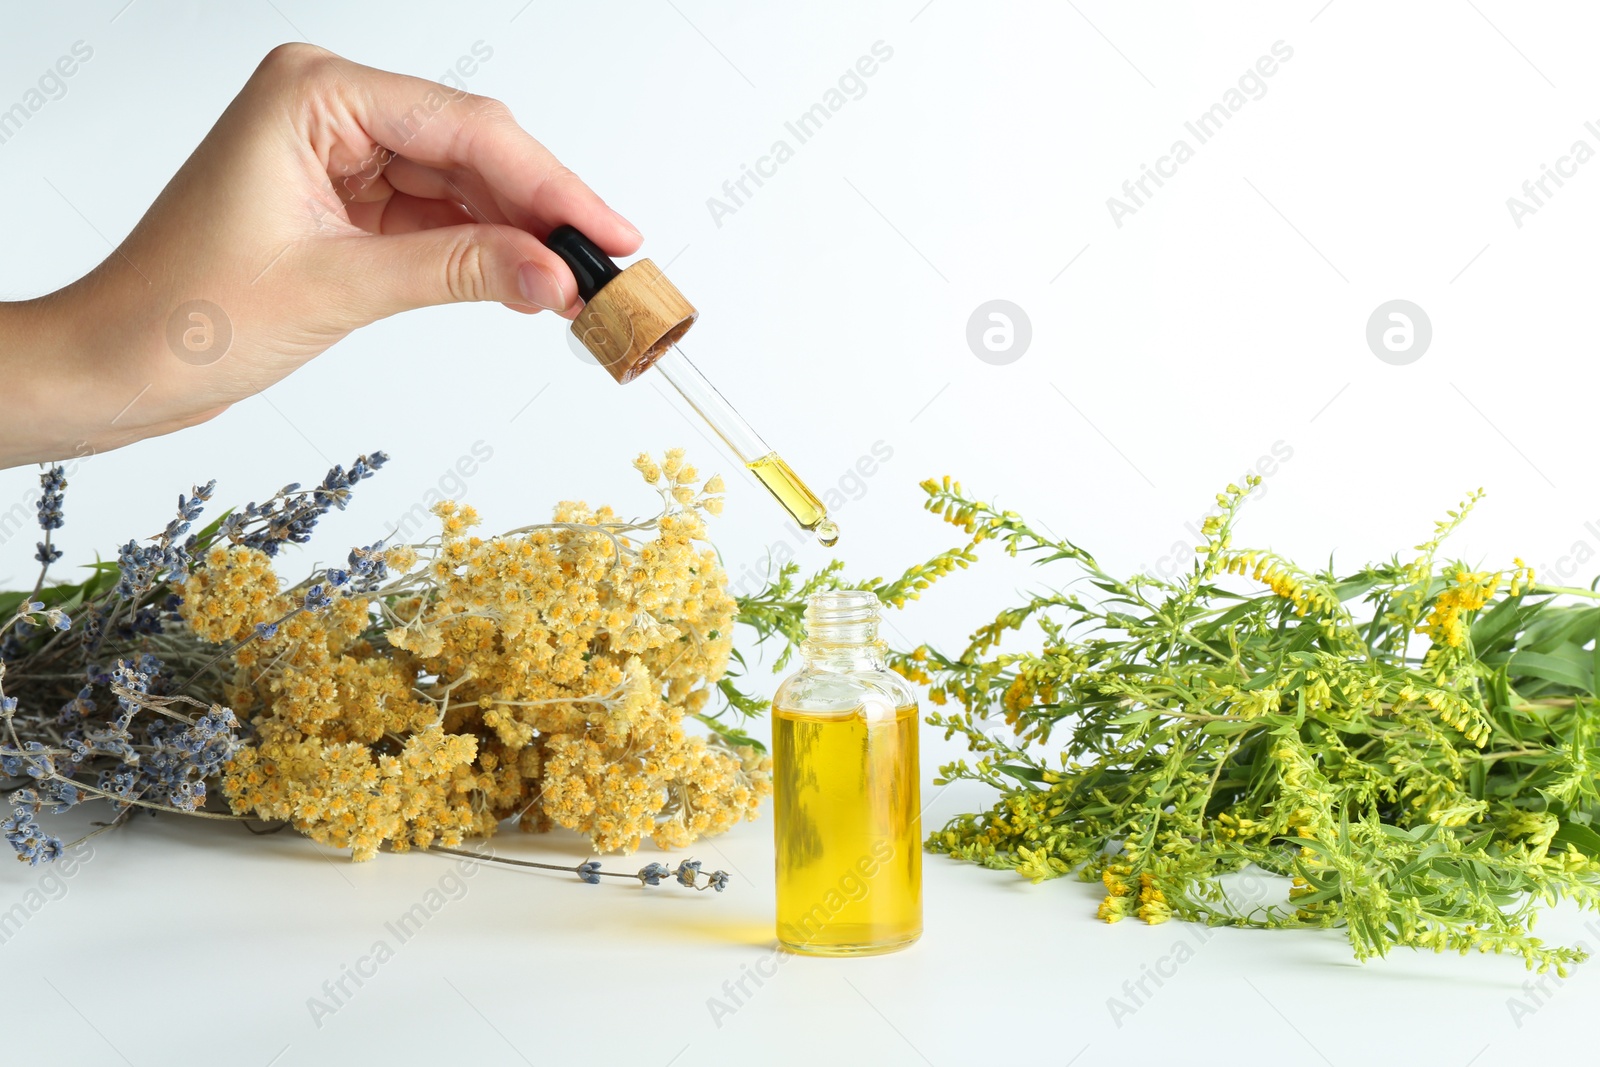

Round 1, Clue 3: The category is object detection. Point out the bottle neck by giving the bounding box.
[801,591,886,671]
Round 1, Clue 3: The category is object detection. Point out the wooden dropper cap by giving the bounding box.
[547,225,697,384]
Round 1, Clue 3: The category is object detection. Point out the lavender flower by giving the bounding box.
[115,480,216,600]
[113,605,163,639]
[223,452,388,557]
[80,606,106,651]
[39,778,80,814]
[56,686,96,726]
[110,655,161,728]
[345,542,390,594]
[3,805,62,866]
[35,465,65,532]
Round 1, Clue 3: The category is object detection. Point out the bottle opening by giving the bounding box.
[804,591,882,649]
[806,590,880,625]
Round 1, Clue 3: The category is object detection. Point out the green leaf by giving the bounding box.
[1333,574,1382,601]
[1202,720,1261,736]
[716,677,770,718]
[694,713,767,755]
[1552,822,1600,858]
[1523,607,1600,656]
[1509,649,1596,694]
[1468,594,1531,652]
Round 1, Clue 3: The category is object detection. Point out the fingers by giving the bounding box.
[322,54,643,256]
[382,155,513,227]
[248,45,640,321]
[370,192,477,235]
[320,221,577,322]
[381,155,490,207]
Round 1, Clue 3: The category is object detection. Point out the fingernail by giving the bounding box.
[518,262,567,311]
[615,211,642,241]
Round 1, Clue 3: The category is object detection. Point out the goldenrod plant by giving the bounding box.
[887,476,1600,972]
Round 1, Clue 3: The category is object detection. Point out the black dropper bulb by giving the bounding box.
[545,225,621,302]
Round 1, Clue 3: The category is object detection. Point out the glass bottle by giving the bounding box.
[772,591,922,955]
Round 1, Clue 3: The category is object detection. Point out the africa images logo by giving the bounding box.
[1105,40,1294,228]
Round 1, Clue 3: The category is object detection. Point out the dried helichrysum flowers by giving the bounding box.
[195,451,770,860]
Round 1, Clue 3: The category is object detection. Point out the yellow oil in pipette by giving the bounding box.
[754,466,839,547]
[746,452,840,546]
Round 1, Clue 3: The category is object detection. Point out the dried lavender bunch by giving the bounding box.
[1,453,388,864]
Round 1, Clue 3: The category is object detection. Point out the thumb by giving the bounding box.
[322,223,576,322]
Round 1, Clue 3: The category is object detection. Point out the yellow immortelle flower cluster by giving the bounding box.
[183,450,771,861]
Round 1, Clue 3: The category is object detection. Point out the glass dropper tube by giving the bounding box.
[654,345,839,547]
[542,224,837,546]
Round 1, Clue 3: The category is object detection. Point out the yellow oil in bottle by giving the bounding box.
[772,702,922,955]
[746,451,840,546]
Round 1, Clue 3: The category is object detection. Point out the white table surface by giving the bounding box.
[5,770,1593,1067]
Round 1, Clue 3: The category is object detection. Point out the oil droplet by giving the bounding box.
[815,519,840,548]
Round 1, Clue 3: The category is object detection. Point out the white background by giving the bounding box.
[2,1,1599,1063]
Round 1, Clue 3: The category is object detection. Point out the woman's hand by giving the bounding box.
[0,42,640,467]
